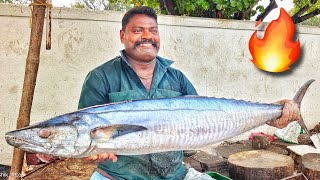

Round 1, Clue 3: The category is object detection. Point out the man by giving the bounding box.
[78,6,299,180]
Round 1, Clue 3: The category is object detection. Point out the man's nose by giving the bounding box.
[141,29,153,39]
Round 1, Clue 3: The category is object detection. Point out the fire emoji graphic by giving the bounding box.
[249,8,300,72]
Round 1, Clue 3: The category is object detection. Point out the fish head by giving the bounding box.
[5,113,93,158]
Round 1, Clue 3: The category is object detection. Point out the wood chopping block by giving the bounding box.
[302,153,320,180]
[228,150,294,180]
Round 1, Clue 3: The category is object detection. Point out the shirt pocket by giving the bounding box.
[154,89,182,98]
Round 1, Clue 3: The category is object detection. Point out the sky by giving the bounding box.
[52,0,294,22]
[257,0,294,21]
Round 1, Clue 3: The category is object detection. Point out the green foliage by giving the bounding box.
[0,0,28,3]
[70,0,317,23]
[72,0,263,20]
[300,15,320,26]
[0,0,13,3]
[73,0,158,11]
[212,0,261,19]
[73,2,85,9]
[292,0,320,15]
[173,0,262,19]
[124,0,160,12]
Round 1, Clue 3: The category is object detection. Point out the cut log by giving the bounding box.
[217,140,253,158]
[228,150,294,180]
[191,151,229,176]
[252,135,270,149]
[298,134,312,145]
[183,157,202,171]
[183,151,229,176]
[302,153,320,180]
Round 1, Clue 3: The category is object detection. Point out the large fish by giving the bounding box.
[5,80,314,158]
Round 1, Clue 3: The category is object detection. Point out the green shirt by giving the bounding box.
[78,50,197,180]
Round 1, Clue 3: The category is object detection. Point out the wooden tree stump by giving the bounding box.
[228,150,294,180]
[252,135,270,149]
[302,153,320,179]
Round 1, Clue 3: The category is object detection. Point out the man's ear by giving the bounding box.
[120,29,125,44]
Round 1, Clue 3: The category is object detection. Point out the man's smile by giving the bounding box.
[138,43,156,48]
[135,40,158,48]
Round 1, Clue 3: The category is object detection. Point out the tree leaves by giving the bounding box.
[66,0,318,25]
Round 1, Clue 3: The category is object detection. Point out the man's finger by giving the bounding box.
[292,103,300,120]
[281,103,292,126]
[109,153,118,162]
[99,153,110,162]
[280,105,290,127]
[84,155,98,163]
[289,103,295,121]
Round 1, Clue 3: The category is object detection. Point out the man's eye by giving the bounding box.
[133,29,142,33]
[151,29,158,34]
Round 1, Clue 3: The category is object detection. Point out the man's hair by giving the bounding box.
[122,6,157,30]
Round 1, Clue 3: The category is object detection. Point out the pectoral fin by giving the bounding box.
[91,124,147,140]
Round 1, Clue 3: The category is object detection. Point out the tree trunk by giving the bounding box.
[8,0,47,179]
[159,0,180,15]
[293,9,320,24]
[256,0,278,21]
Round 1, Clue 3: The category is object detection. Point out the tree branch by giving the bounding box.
[291,0,319,24]
[292,4,311,19]
[243,1,260,20]
[82,0,94,9]
[293,9,320,24]
[256,0,278,21]
[159,0,166,13]
[101,0,108,10]
[159,0,180,15]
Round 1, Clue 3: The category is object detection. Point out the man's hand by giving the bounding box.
[84,153,118,164]
[268,99,300,128]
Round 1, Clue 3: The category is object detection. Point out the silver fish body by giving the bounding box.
[5,80,314,157]
[86,97,282,155]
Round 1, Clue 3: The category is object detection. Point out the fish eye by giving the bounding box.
[38,128,51,138]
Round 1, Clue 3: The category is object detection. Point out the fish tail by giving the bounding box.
[292,79,315,135]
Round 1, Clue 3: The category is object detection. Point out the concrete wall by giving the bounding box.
[1,4,319,165]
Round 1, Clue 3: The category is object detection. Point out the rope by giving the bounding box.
[28,0,53,27]
[29,0,52,8]
[28,0,53,50]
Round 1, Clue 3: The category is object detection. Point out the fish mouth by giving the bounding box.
[5,133,48,153]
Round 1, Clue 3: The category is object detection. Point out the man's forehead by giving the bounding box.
[130,25,158,28]
[127,14,158,26]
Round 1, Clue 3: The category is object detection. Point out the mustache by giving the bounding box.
[134,39,158,47]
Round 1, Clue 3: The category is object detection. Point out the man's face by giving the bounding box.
[120,14,160,63]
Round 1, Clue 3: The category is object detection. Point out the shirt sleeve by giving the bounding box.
[78,70,109,109]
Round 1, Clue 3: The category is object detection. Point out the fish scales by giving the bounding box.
[5,80,314,157]
[85,98,283,155]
